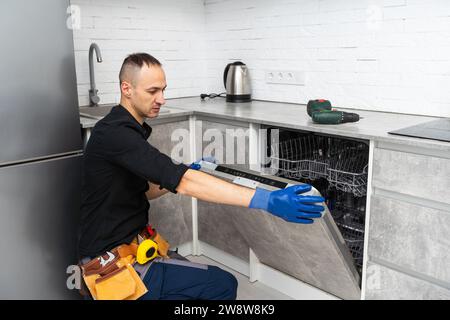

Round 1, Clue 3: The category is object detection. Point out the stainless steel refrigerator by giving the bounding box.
[0,0,83,299]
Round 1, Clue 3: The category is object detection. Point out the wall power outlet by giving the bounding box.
[265,70,305,85]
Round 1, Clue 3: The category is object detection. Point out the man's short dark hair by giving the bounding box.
[119,53,162,85]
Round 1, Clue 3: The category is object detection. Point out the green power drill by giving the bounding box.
[307,99,360,124]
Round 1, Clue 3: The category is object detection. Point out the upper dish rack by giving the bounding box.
[269,135,369,197]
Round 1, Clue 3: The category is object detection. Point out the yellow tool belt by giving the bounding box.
[79,226,170,300]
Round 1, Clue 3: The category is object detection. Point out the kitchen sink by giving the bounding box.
[79,104,170,120]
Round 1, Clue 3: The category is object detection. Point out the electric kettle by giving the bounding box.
[223,61,252,103]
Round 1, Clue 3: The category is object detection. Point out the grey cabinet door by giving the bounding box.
[368,195,450,284]
[372,148,450,205]
[197,120,251,262]
[198,120,250,169]
[365,262,450,300]
[146,119,192,247]
[0,155,82,299]
[368,146,450,299]
[365,195,450,299]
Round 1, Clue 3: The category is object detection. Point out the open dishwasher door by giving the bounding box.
[198,161,361,300]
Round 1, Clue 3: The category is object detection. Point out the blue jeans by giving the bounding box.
[139,259,238,300]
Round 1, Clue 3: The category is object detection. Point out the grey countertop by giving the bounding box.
[79,103,192,128]
[80,97,450,151]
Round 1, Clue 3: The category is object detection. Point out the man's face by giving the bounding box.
[129,64,167,119]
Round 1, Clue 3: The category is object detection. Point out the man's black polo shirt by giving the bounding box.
[78,105,189,258]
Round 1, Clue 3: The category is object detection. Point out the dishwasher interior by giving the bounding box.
[263,127,369,280]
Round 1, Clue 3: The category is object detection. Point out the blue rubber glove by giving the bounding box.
[249,184,325,224]
[189,156,216,170]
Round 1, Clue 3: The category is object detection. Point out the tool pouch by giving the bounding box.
[95,266,136,300]
[80,245,147,300]
[152,232,170,258]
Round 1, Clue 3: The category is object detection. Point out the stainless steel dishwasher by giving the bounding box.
[198,125,369,300]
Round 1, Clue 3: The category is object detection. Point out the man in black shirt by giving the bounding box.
[79,53,325,300]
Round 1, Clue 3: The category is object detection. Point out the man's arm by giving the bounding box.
[176,169,255,207]
[176,168,325,224]
[146,182,170,200]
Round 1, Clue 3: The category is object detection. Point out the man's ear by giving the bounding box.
[121,81,132,98]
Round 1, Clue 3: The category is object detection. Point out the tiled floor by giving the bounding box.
[186,255,293,300]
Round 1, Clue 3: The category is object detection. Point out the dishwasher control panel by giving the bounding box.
[215,165,289,189]
[198,160,292,190]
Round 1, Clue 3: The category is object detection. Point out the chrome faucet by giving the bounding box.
[88,43,102,106]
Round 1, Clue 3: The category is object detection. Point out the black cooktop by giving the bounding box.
[389,118,450,143]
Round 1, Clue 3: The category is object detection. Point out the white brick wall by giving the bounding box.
[70,0,450,117]
[70,0,206,106]
[204,0,450,117]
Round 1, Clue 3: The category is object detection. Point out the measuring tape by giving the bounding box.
[136,239,159,264]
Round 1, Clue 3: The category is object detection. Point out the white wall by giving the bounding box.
[70,0,206,106]
[70,0,450,117]
[204,0,450,117]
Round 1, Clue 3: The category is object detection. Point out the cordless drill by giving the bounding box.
[307,99,360,124]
